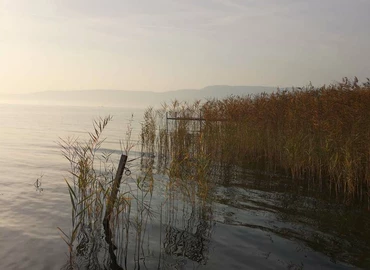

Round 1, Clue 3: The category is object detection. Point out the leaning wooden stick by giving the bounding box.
[103,154,127,270]
[104,154,127,224]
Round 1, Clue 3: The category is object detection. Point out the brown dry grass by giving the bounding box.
[142,78,370,207]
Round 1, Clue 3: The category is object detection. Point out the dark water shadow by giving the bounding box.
[211,164,370,269]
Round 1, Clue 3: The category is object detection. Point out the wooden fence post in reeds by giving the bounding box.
[103,154,127,270]
[104,154,128,225]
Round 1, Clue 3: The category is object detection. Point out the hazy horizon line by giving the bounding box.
[1,84,281,95]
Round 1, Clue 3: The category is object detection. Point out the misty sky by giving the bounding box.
[1,0,369,94]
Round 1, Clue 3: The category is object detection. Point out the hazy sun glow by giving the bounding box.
[1,0,370,94]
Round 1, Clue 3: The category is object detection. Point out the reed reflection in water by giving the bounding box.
[60,156,215,270]
[58,112,215,270]
[57,110,370,270]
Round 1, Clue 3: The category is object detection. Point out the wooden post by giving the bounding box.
[103,154,127,270]
[199,111,202,133]
[166,111,168,134]
[104,154,127,223]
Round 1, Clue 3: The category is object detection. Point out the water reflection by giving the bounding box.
[162,204,213,266]
[210,165,370,269]
[60,154,215,270]
[59,132,370,270]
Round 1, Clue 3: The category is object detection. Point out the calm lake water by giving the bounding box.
[0,103,369,270]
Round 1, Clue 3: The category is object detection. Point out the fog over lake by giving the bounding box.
[0,85,276,107]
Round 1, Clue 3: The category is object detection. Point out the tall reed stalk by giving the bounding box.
[141,78,370,207]
[58,116,146,269]
[205,78,370,206]
[59,112,215,269]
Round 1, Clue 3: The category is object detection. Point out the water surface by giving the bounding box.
[0,104,369,269]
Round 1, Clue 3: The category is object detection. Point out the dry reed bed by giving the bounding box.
[142,78,370,207]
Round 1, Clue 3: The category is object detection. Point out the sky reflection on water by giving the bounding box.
[0,104,369,269]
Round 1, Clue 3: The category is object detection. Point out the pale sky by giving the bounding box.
[1,0,369,94]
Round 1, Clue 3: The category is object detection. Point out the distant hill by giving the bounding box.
[0,85,277,108]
